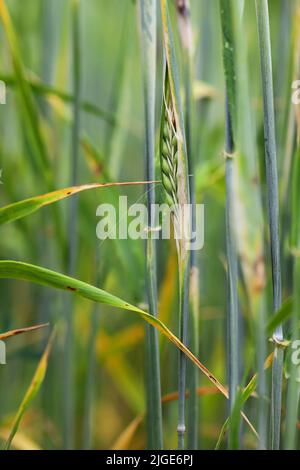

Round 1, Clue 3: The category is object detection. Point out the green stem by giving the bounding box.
[255,0,283,449]
[175,0,200,449]
[284,257,300,449]
[140,0,163,450]
[284,143,300,449]
[187,267,199,450]
[219,0,239,415]
[225,98,239,411]
[177,263,190,450]
[159,0,191,449]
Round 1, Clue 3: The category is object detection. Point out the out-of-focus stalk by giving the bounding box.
[63,0,81,449]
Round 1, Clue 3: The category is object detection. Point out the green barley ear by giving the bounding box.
[159,64,190,263]
[160,70,179,209]
[159,0,190,221]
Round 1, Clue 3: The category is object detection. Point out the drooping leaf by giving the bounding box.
[0,181,155,226]
[0,260,257,436]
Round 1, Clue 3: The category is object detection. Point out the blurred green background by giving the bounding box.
[0,0,298,450]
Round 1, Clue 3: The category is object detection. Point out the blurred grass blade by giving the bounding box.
[3,330,56,450]
[229,352,274,448]
[63,0,81,448]
[0,72,116,126]
[139,0,163,450]
[0,323,48,340]
[0,429,41,450]
[0,0,52,187]
[216,352,274,449]
[215,418,230,450]
[267,297,293,335]
[110,384,220,450]
[110,414,144,450]
[0,181,155,226]
[0,260,258,438]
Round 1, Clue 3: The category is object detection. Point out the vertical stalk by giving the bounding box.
[63,0,81,449]
[284,241,300,449]
[255,0,283,450]
[177,264,190,450]
[284,2,300,448]
[219,0,239,413]
[233,2,269,448]
[139,0,163,449]
[224,98,239,412]
[160,0,191,449]
[176,0,199,450]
